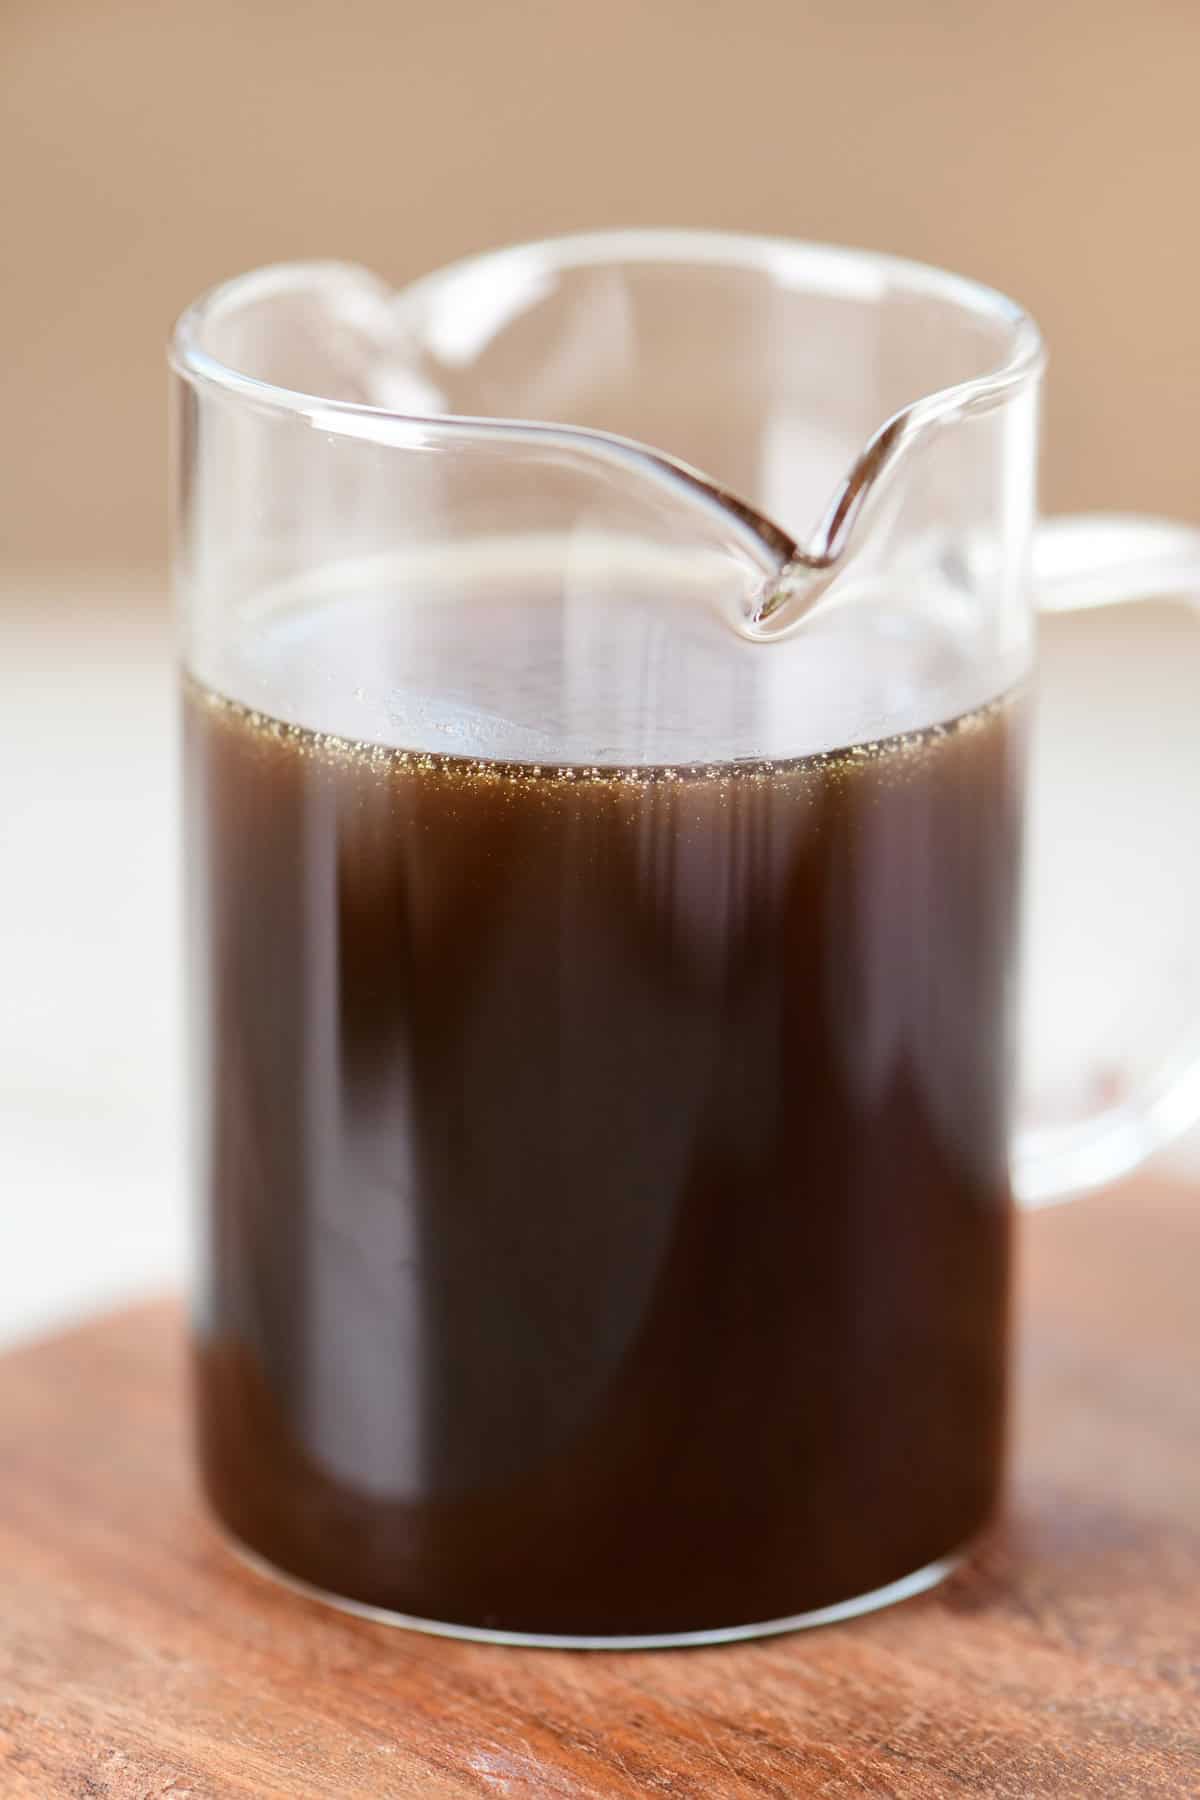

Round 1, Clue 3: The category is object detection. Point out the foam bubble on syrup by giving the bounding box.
[189,538,1018,766]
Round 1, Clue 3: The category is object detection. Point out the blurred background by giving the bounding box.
[4,0,1200,1344]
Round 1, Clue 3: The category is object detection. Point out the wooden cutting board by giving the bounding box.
[1,1181,1196,1798]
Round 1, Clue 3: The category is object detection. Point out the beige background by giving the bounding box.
[4,0,1200,575]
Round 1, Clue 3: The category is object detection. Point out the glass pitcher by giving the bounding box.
[172,231,1200,1647]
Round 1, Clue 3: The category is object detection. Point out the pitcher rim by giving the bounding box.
[169,228,1046,438]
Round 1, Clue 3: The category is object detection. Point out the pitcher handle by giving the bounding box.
[1014,514,1200,1205]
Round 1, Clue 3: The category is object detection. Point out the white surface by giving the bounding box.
[2,575,185,1347]
[1,571,1197,1350]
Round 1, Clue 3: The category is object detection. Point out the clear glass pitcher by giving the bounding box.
[172,232,1200,1647]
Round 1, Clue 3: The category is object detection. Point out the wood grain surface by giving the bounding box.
[0,1182,1196,1798]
